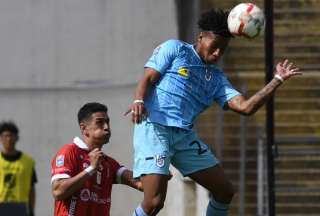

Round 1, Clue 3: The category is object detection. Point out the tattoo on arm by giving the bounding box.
[248,79,282,113]
[229,78,282,115]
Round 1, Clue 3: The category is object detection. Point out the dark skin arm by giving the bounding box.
[120,169,172,192]
[226,59,301,115]
[125,67,161,123]
[120,170,143,191]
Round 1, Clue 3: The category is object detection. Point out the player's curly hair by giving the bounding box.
[0,121,19,135]
[78,102,108,124]
[198,8,233,38]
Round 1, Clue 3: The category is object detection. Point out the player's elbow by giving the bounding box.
[52,183,68,200]
[238,105,257,116]
[241,109,256,116]
[52,189,67,200]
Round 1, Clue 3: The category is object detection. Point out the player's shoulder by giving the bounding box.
[21,152,35,163]
[161,39,187,49]
[55,143,78,156]
[104,154,121,167]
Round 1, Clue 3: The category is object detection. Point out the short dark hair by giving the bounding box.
[198,8,233,38]
[78,102,108,124]
[0,121,19,135]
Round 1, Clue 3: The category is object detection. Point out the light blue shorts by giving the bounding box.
[133,120,219,178]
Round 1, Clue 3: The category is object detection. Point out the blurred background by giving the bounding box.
[0,0,319,215]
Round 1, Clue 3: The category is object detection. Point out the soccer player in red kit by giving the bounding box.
[51,102,142,216]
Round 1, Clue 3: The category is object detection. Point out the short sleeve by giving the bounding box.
[106,156,122,184]
[215,74,241,108]
[144,39,181,74]
[51,145,77,183]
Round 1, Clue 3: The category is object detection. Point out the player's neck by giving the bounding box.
[82,137,102,151]
[1,148,18,156]
[193,44,206,64]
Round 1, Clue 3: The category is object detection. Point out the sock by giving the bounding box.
[132,204,148,216]
[206,198,229,216]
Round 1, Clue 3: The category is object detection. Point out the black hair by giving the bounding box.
[0,121,19,135]
[78,102,108,124]
[198,8,233,38]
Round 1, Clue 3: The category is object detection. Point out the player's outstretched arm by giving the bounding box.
[119,169,143,191]
[124,68,161,124]
[225,59,301,116]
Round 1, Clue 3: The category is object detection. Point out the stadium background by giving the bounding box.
[0,0,319,215]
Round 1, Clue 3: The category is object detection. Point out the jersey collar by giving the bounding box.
[73,137,89,150]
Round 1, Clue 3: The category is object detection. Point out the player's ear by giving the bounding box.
[79,122,87,136]
[198,32,204,41]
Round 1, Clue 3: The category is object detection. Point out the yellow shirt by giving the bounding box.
[0,152,35,205]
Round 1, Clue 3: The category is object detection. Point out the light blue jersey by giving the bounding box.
[144,39,241,130]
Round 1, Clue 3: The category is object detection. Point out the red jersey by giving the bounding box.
[51,137,122,216]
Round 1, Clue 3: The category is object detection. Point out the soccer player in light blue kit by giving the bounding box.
[126,9,301,216]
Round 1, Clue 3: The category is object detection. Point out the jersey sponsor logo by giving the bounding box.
[79,188,109,204]
[56,155,65,167]
[155,154,166,168]
[178,67,189,77]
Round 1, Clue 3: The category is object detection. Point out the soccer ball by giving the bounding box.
[227,3,265,39]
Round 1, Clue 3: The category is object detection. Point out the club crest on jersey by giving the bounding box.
[56,155,64,167]
[178,67,189,77]
[155,154,166,168]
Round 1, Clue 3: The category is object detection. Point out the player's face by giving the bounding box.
[197,32,229,64]
[0,131,17,152]
[85,112,111,146]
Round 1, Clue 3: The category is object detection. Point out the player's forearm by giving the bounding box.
[121,170,143,191]
[52,171,92,200]
[239,78,282,115]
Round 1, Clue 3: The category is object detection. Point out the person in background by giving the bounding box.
[0,121,37,216]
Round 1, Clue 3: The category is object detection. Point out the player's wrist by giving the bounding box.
[274,74,284,83]
[84,165,96,176]
[133,99,144,104]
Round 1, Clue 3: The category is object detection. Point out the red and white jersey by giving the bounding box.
[51,137,124,216]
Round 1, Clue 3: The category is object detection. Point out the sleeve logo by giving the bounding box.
[56,155,65,167]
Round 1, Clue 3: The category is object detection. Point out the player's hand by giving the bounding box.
[133,180,143,192]
[275,59,302,81]
[124,100,147,124]
[88,148,104,170]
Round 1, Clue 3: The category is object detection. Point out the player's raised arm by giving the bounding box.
[51,148,103,200]
[225,59,302,115]
[125,68,161,124]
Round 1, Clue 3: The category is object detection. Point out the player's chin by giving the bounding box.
[99,135,110,144]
